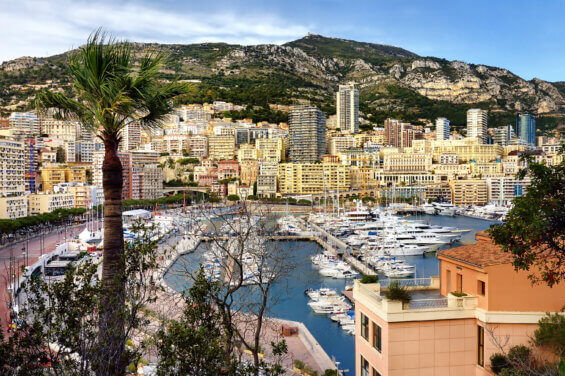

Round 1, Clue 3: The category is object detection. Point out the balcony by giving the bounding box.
[354,279,478,322]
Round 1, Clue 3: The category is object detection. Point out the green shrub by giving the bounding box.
[323,370,338,376]
[384,281,411,302]
[507,345,530,365]
[293,359,305,370]
[361,275,379,284]
[227,195,240,201]
[450,291,468,297]
[490,353,509,374]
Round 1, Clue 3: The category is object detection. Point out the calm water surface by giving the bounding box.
[164,214,495,374]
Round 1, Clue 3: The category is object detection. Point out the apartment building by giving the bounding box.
[120,122,141,151]
[384,119,421,148]
[217,160,239,181]
[256,137,285,162]
[339,149,380,169]
[256,174,277,198]
[412,138,503,163]
[353,232,565,376]
[278,163,350,195]
[450,179,488,206]
[187,135,208,158]
[208,135,235,160]
[65,140,100,163]
[162,134,189,154]
[0,136,26,218]
[486,177,531,206]
[435,117,450,140]
[516,113,536,146]
[237,144,258,162]
[336,84,359,133]
[28,192,75,215]
[493,125,514,146]
[424,183,452,203]
[467,108,488,144]
[328,136,357,155]
[40,118,79,140]
[469,162,504,177]
[0,196,28,219]
[40,166,88,192]
[139,164,163,200]
[8,112,40,136]
[382,153,432,173]
[240,159,258,186]
[288,105,326,163]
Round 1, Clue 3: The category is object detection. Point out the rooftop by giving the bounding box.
[438,231,514,268]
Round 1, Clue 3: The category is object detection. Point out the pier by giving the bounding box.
[342,253,374,275]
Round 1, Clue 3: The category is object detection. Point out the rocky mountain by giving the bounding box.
[1,34,564,130]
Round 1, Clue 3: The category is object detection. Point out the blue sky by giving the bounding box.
[2,0,564,81]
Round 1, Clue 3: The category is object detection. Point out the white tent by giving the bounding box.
[78,228,92,242]
[122,209,152,220]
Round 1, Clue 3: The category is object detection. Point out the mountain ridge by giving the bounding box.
[1,34,564,131]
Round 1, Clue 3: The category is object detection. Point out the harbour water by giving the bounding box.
[163,214,495,374]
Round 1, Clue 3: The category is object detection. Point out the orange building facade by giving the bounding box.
[354,232,565,376]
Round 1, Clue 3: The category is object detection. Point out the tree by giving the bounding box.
[56,146,66,163]
[156,267,235,375]
[35,31,188,375]
[170,202,297,373]
[1,222,162,375]
[489,150,565,286]
[227,194,240,201]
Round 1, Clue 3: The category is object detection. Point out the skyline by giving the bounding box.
[1,0,565,82]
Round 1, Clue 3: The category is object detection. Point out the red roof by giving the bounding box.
[438,232,515,268]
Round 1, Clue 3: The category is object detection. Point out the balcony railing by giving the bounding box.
[409,298,449,309]
[379,277,432,288]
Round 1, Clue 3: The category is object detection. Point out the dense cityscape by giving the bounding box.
[0,87,560,217]
[0,2,564,376]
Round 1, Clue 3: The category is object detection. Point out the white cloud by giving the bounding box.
[0,0,310,62]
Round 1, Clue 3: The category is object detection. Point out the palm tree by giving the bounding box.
[36,30,188,375]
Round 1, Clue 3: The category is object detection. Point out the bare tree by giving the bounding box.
[164,199,299,373]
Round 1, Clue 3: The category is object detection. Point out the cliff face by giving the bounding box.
[1,34,564,121]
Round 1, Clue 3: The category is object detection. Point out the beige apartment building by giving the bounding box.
[187,135,208,158]
[40,118,79,140]
[278,163,350,195]
[328,135,357,155]
[256,137,285,162]
[162,134,189,154]
[237,144,258,162]
[28,192,75,215]
[0,196,28,219]
[208,135,235,160]
[412,138,503,163]
[382,153,432,173]
[240,159,258,186]
[449,179,488,206]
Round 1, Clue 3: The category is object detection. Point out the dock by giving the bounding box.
[343,253,374,276]
[341,290,354,304]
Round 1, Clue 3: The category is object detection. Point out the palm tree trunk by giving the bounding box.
[98,136,126,375]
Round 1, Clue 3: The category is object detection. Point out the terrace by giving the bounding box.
[353,278,478,322]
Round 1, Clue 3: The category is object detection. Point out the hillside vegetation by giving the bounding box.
[1,34,564,131]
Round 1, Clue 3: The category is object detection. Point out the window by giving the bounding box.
[372,322,382,352]
[372,367,381,376]
[478,280,486,295]
[456,273,463,293]
[446,269,451,293]
[360,355,369,376]
[361,313,369,340]
[478,326,485,367]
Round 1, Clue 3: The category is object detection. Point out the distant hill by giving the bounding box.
[1,34,564,132]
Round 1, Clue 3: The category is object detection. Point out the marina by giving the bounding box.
[164,209,495,373]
